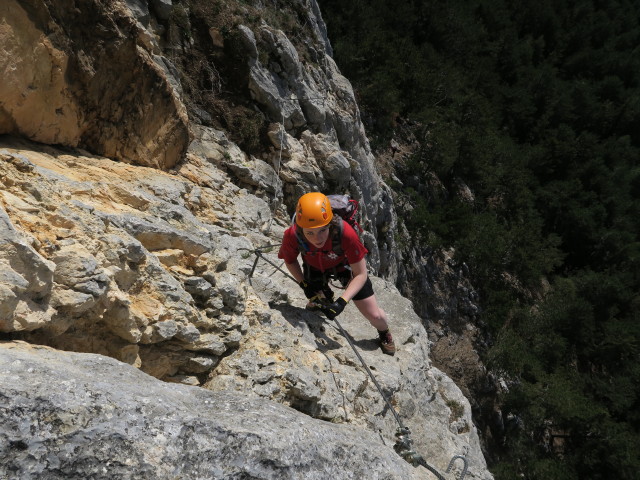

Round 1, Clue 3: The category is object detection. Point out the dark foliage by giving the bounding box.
[318,0,640,478]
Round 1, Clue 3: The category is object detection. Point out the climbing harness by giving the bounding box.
[242,245,470,478]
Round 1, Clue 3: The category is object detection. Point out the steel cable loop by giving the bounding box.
[414,456,447,480]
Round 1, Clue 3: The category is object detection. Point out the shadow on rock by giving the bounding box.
[328,324,381,353]
[270,303,343,351]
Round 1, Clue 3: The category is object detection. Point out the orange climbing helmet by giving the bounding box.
[295,192,333,229]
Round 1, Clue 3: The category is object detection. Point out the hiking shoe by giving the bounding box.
[379,330,396,355]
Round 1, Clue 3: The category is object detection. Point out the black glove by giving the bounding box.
[299,280,318,299]
[322,297,348,320]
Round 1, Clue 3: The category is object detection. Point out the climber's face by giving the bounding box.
[303,226,330,248]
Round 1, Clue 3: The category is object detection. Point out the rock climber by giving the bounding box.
[278,192,396,355]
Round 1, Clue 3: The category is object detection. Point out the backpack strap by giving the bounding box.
[291,213,310,253]
[331,218,344,256]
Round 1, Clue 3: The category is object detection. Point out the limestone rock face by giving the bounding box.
[210,274,492,480]
[0,0,189,169]
[0,132,492,480]
[0,341,426,480]
[0,204,55,332]
[0,137,266,379]
[0,0,493,478]
[227,9,398,278]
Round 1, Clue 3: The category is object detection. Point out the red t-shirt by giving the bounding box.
[278,221,367,272]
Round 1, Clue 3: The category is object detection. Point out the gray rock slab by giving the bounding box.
[0,341,428,480]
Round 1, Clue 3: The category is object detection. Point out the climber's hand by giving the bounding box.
[322,297,348,320]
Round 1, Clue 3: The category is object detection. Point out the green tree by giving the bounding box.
[318,0,640,477]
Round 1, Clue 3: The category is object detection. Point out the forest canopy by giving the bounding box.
[318,0,640,478]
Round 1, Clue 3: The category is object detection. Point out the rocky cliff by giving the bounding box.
[0,1,492,479]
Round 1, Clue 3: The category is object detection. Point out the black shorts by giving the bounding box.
[303,263,374,301]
